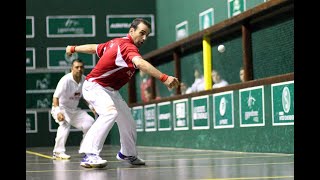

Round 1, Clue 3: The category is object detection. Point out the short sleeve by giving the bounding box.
[126,46,141,61]
[96,42,110,58]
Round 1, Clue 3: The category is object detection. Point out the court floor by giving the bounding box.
[26,145,294,180]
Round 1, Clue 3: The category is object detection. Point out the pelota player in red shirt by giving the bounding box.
[66,18,179,168]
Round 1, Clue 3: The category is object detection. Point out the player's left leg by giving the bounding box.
[114,95,145,165]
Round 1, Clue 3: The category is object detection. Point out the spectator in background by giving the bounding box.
[139,70,153,102]
[143,86,161,102]
[168,81,188,96]
[212,69,229,88]
[185,64,205,94]
[144,86,153,102]
[180,82,188,95]
[239,67,245,82]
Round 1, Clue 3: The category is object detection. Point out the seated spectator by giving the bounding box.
[139,70,152,102]
[180,82,188,95]
[145,86,161,101]
[186,65,205,94]
[212,69,229,88]
[144,86,153,102]
[239,67,245,82]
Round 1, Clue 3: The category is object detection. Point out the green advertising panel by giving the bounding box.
[46,15,95,37]
[26,72,66,91]
[213,91,234,129]
[157,102,172,131]
[132,106,144,132]
[191,95,209,130]
[176,21,188,41]
[199,8,214,30]
[26,16,34,38]
[173,98,189,130]
[271,81,294,126]
[26,48,35,69]
[47,47,95,69]
[144,104,157,132]
[239,86,265,127]
[49,110,95,132]
[26,111,37,133]
[26,92,54,109]
[106,14,154,37]
[228,0,246,17]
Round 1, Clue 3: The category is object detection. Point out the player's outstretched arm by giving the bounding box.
[66,44,98,56]
[133,57,180,89]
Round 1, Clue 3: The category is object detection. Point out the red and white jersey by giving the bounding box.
[86,34,141,90]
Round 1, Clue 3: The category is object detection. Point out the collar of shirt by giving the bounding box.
[126,34,134,44]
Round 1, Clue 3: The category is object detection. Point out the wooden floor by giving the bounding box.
[26,145,294,180]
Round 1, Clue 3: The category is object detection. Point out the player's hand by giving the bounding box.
[91,108,97,116]
[65,46,73,56]
[57,113,65,122]
[164,76,180,89]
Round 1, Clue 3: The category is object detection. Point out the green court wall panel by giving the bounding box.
[135,126,293,153]
[156,0,266,48]
[129,82,294,154]
[26,72,65,90]
[246,0,266,9]
[252,17,294,79]
[26,93,53,109]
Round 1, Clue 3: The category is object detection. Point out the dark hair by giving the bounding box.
[71,59,84,66]
[130,18,151,30]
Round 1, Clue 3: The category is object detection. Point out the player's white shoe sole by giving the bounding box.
[80,154,108,168]
[52,152,71,160]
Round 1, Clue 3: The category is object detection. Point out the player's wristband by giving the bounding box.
[51,106,61,121]
[70,46,77,53]
[51,106,61,115]
[160,73,169,82]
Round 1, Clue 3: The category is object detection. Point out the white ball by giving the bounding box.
[218,45,225,53]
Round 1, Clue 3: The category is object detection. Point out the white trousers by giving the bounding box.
[53,108,94,153]
[79,80,137,156]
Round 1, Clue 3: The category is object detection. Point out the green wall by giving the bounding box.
[252,17,294,78]
[132,82,294,153]
[26,0,157,60]
[155,0,266,48]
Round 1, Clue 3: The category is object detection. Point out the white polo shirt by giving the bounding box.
[53,73,86,110]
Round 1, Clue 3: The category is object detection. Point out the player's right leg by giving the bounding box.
[79,81,117,168]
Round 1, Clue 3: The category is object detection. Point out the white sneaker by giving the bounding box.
[116,152,145,165]
[53,152,71,160]
[80,154,108,168]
